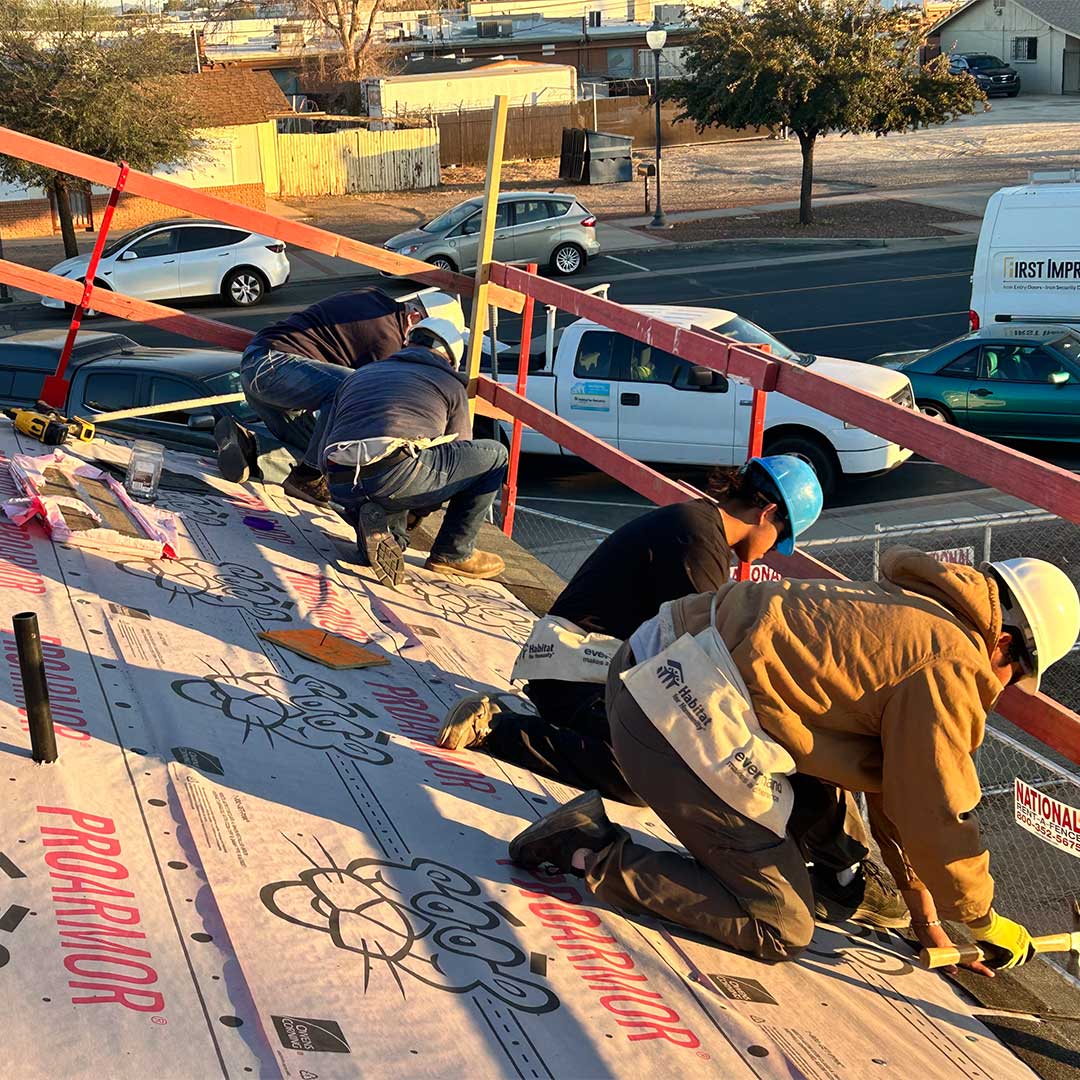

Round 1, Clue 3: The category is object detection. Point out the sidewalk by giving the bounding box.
[806,484,1030,542]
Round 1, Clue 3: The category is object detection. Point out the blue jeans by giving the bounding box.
[329,439,508,562]
[241,348,351,468]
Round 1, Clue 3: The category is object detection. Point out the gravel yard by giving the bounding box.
[283,96,1080,241]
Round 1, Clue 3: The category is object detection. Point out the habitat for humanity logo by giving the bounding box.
[656,658,684,689]
[271,1015,351,1054]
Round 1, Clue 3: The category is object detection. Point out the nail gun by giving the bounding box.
[6,407,95,447]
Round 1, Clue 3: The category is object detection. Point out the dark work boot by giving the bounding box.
[358,502,404,587]
[214,416,259,483]
[509,791,617,877]
[283,463,330,506]
[811,859,910,929]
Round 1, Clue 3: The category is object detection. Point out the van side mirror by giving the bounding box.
[187,413,216,431]
[1050,370,1070,386]
[120,250,138,261]
[689,365,728,391]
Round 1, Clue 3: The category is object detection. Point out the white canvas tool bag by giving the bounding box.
[621,596,796,836]
[511,616,623,684]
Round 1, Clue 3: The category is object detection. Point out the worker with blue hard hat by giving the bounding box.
[746,454,823,557]
[436,453,822,791]
[437,455,903,929]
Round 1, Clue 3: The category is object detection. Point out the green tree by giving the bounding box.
[668,0,985,225]
[0,0,201,256]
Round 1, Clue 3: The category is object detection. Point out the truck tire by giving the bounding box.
[764,434,839,501]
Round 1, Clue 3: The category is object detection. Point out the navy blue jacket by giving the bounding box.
[322,347,470,457]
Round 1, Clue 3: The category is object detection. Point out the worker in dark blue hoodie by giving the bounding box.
[216,287,460,506]
[321,317,507,587]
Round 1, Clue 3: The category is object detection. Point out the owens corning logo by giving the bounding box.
[655,658,684,689]
[271,1014,351,1054]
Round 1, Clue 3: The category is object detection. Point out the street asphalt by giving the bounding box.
[3,237,1078,529]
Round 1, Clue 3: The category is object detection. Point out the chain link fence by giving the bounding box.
[507,500,1080,975]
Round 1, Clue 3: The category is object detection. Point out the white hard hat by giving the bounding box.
[985,557,1080,693]
[408,316,465,368]
[415,289,466,332]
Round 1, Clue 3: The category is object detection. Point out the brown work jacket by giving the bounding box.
[667,546,1003,922]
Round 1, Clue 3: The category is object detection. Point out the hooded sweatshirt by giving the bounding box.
[665,546,1003,922]
[321,346,470,468]
[247,288,408,369]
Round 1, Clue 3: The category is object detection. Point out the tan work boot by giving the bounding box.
[425,549,505,580]
[436,693,498,751]
[283,463,330,507]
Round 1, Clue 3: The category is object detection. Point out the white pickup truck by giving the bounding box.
[491,304,915,496]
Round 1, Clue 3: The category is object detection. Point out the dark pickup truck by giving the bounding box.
[0,330,270,451]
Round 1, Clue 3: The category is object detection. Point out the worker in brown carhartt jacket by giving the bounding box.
[509,547,1080,974]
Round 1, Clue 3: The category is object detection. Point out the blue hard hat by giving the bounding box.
[744,455,823,556]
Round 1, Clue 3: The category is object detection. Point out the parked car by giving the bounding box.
[0,330,272,451]
[968,180,1080,335]
[41,219,290,311]
[485,305,915,498]
[383,192,599,276]
[949,53,1020,97]
[867,330,1080,441]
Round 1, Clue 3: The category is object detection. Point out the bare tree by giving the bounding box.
[300,0,390,78]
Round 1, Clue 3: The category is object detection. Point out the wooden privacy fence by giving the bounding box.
[435,98,757,167]
[275,125,441,196]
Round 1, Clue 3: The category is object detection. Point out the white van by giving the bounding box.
[970,180,1080,338]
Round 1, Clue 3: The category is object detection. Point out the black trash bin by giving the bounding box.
[559,128,632,184]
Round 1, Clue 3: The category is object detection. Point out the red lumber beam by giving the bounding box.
[491,264,1080,526]
[476,376,700,505]
[0,259,253,350]
[0,126,525,314]
[774,361,1080,527]
[489,263,780,390]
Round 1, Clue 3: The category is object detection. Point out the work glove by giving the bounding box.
[968,909,1037,969]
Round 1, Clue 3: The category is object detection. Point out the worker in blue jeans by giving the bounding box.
[322,317,507,587]
[215,287,442,505]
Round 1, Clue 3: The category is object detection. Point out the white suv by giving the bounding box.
[42,219,290,310]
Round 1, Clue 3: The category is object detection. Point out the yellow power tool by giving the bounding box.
[6,408,95,447]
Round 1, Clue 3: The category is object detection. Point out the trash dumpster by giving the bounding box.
[559,128,633,184]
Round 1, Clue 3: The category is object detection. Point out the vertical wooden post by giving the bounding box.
[466,95,509,421]
[736,387,768,582]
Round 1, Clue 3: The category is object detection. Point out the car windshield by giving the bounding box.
[1049,333,1080,363]
[423,201,481,233]
[967,55,1005,69]
[102,223,163,259]
[713,315,800,361]
[206,369,258,423]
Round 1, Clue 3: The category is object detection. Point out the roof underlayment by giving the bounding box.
[0,423,1066,1079]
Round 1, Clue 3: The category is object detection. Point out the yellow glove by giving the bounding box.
[968,909,1037,969]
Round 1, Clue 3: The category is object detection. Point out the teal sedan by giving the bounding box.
[868,332,1080,441]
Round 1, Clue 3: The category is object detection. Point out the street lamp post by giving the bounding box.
[645,20,668,229]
